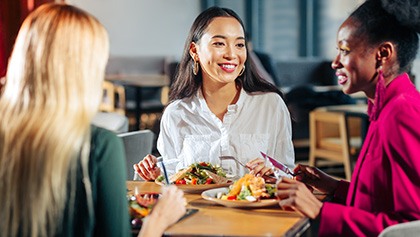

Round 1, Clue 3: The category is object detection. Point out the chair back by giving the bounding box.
[308,109,362,180]
[117,130,154,180]
[379,220,420,237]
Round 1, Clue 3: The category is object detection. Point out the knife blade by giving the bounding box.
[260,151,296,176]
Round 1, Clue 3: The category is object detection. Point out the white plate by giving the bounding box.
[201,187,278,208]
[156,180,231,194]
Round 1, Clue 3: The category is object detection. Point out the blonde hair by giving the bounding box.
[0,3,109,236]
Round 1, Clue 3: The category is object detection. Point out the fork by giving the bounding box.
[219,156,247,168]
[219,156,277,181]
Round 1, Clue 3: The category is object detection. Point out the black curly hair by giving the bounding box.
[349,0,420,73]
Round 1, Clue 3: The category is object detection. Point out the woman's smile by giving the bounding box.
[219,63,237,73]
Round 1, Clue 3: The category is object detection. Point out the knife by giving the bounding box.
[260,151,296,176]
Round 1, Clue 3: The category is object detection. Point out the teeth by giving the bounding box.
[221,64,235,69]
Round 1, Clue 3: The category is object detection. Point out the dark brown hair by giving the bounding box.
[169,6,282,102]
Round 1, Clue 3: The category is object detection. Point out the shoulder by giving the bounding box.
[387,86,420,119]
[90,125,124,160]
[380,92,420,141]
[164,99,185,113]
[162,97,197,119]
[91,125,121,146]
[247,91,287,109]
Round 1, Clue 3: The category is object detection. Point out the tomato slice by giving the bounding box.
[227,195,237,200]
[176,179,186,185]
[205,178,213,184]
[199,162,208,167]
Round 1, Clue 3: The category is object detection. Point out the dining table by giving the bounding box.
[127,181,323,237]
[106,74,170,129]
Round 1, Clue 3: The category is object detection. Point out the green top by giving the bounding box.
[58,126,130,236]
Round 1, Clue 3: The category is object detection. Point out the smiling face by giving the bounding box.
[332,18,378,98]
[190,16,247,86]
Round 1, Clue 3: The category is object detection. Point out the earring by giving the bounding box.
[238,66,245,76]
[369,65,386,121]
[193,60,199,76]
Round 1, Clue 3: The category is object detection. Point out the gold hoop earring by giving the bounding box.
[193,60,199,75]
[238,65,245,76]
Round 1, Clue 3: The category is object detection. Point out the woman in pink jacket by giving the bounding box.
[276,0,420,236]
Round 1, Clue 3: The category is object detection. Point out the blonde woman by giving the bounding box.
[0,3,185,237]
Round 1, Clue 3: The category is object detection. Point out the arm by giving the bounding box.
[319,103,420,236]
[133,154,161,181]
[93,128,130,237]
[275,165,342,219]
[156,106,183,176]
[138,186,186,237]
[273,97,295,169]
[133,104,182,181]
[246,95,295,178]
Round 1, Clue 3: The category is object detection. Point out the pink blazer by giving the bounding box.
[319,74,420,236]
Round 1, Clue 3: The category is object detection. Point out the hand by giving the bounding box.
[246,157,273,178]
[133,154,161,181]
[138,186,186,237]
[276,177,323,219]
[293,164,339,194]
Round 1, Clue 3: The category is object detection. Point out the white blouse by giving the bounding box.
[157,88,295,177]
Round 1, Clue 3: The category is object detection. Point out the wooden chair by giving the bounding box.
[308,109,362,180]
[117,130,154,180]
[99,81,126,115]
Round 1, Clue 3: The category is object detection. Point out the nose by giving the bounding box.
[223,45,236,60]
[331,54,342,70]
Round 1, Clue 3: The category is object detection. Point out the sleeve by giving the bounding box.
[156,106,182,176]
[273,95,295,170]
[332,180,350,204]
[319,102,420,236]
[93,128,131,237]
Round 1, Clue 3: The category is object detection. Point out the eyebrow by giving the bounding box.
[212,35,245,40]
[338,41,351,51]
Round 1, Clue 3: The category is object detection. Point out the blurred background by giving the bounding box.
[69,0,361,61]
[1,0,419,175]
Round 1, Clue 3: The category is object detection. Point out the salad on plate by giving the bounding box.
[156,162,229,185]
[217,174,276,202]
[128,193,160,230]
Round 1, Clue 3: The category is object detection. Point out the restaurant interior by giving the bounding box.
[1,0,420,236]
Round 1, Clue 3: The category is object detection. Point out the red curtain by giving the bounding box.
[0,0,52,79]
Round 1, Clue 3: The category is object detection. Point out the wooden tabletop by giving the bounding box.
[106,74,170,87]
[127,181,310,237]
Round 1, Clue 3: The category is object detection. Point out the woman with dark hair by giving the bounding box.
[275,0,420,236]
[134,6,294,180]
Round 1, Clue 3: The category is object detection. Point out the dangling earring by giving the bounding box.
[369,65,386,121]
[192,59,199,76]
[376,65,386,107]
[238,66,245,76]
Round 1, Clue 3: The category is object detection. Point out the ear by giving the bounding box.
[376,42,394,64]
[189,42,198,61]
